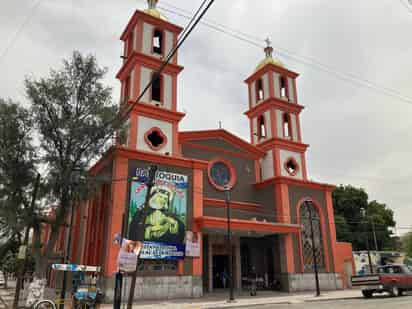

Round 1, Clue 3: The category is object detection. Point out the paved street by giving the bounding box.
[240,295,412,309]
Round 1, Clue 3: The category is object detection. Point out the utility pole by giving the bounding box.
[371,217,379,251]
[113,214,127,309]
[224,186,235,302]
[306,202,320,297]
[59,193,77,309]
[127,165,158,309]
[13,173,41,309]
[362,208,374,274]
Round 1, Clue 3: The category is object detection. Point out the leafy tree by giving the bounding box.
[25,51,120,277]
[402,232,412,259]
[0,99,37,256]
[332,185,396,251]
[367,200,396,251]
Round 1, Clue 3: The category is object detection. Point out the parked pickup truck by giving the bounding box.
[351,264,412,298]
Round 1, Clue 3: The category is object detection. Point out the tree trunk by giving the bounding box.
[4,273,8,289]
[32,224,48,279]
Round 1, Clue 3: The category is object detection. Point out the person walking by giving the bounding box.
[249,266,257,296]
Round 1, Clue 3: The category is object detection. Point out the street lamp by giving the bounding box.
[224,185,235,302]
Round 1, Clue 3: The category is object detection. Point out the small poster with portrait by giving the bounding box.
[117,239,143,273]
[185,231,200,257]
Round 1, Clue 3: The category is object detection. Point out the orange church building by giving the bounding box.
[50,0,355,300]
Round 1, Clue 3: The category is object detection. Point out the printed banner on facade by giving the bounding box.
[139,242,185,260]
[128,168,188,259]
[51,264,101,272]
[115,235,184,261]
[185,231,200,257]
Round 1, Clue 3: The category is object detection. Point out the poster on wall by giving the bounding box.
[185,231,200,257]
[117,239,142,273]
[128,168,188,259]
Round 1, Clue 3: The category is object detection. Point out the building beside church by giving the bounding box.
[50,0,355,300]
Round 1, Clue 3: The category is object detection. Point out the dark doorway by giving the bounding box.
[213,255,229,289]
[266,248,275,288]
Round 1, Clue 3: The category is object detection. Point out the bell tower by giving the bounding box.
[244,40,309,182]
[117,0,185,156]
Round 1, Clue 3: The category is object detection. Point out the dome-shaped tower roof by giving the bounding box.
[144,0,168,21]
[255,38,284,72]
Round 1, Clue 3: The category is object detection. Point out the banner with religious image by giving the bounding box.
[128,168,188,259]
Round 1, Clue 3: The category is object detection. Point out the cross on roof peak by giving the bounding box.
[148,0,158,10]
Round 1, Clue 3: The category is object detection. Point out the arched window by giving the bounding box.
[300,201,325,272]
[127,33,134,57]
[256,78,264,102]
[280,76,288,99]
[283,113,292,139]
[124,75,131,104]
[151,73,162,102]
[153,29,163,55]
[258,115,266,139]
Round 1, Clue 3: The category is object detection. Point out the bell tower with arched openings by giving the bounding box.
[117,0,184,156]
[244,40,309,182]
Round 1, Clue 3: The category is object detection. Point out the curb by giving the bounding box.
[205,301,293,309]
[305,296,362,303]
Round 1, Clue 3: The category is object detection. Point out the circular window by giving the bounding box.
[284,158,299,176]
[144,127,167,151]
[208,159,236,191]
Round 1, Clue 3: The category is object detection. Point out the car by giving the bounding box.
[351,264,412,298]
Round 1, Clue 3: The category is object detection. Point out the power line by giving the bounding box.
[90,174,411,231]
[400,0,412,14]
[0,0,44,64]
[157,2,412,106]
[86,0,216,147]
[121,0,215,124]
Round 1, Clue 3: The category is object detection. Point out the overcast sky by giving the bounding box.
[1,0,411,235]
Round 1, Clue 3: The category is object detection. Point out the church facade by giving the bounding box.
[61,1,354,300]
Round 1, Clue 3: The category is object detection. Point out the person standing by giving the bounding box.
[221,269,228,289]
[249,266,257,296]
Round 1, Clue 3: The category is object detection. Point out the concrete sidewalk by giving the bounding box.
[102,289,362,309]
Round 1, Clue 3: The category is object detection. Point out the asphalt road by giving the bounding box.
[238,295,412,309]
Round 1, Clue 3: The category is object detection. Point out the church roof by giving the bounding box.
[179,129,265,159]
[255,56,284,72]
[143,8,168,21]
[254,38,284,72]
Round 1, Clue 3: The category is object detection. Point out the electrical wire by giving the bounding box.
[122,0,215,121]
[400,0,412,14]
[88,174,411,232]
[0,0,44,64]
[157,1,412,106]
[68,0,217,153]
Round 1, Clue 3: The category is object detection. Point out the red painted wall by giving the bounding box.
[335,242,355,288]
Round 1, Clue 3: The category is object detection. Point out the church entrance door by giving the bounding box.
[212,255,229,289]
